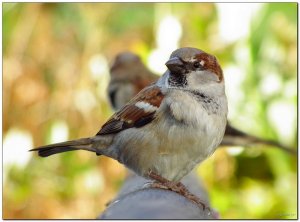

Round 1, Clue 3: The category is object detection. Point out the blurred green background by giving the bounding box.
[3,2,297,219]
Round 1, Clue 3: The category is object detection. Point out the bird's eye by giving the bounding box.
[193,61,201,68]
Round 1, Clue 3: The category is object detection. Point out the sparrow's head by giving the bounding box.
[110,52,141,74]
[165,47,223,90]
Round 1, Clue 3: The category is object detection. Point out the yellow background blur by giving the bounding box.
[3,3,297,219]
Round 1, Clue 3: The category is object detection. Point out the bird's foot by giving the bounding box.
[146,171,215,217]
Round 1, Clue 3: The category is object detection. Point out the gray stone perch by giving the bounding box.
[98,171,217,219]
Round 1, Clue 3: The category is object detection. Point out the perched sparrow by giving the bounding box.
[108,52,158,110]
[108,52,294,154]
[31,47,228,209]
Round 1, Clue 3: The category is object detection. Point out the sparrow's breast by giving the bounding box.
[149,91,226,181]
[111,90,227,182]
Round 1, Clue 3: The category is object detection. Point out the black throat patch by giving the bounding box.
[168,73,188,87]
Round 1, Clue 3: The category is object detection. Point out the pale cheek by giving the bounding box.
[187,72,206,88]
[188,71,219,88]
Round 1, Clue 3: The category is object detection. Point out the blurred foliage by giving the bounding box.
[3,2,297,219]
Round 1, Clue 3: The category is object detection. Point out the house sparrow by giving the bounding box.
[108,52,158,110]
[30,47,228,209]
[108,52,295,154]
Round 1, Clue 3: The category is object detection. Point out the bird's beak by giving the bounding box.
[165,57,184,74]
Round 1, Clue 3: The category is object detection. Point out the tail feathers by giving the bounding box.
[30,137,97,157]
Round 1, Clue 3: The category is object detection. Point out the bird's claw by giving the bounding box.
[145,171,218,218]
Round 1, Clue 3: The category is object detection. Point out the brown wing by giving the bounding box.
[97,85,164,135]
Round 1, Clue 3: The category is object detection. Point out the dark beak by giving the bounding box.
[165,57,184,74]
